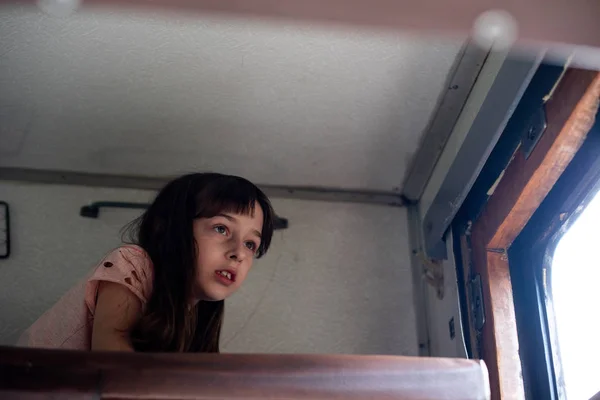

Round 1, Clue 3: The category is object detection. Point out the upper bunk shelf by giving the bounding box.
[0,4,465,193]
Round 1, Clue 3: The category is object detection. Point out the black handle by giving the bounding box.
[80,201,288,230]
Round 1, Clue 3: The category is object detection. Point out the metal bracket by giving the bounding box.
[468,274,485,333]
[418,252,445,300]
[521,106,547,159]
[449,317,456,340]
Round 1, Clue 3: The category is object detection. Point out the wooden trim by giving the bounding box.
[471,245,522,400]
[0,346,491,399]
[487,70,600,248]
[469,231,509,399]
[469,69,600,400]
[5,0,600,50]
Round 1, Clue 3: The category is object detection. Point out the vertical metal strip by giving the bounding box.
[406,204,431,356]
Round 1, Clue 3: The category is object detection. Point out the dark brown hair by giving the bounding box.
[123,173,275,352]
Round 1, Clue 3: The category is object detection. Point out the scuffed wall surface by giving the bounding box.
[423,231,467,358]
[0,181,418,355]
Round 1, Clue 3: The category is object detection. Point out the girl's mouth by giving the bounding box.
[215,270,236,285]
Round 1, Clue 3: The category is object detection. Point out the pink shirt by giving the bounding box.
[17,245,154,350]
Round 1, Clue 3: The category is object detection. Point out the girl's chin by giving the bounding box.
[201,295,225,302]
[194,284,230,302]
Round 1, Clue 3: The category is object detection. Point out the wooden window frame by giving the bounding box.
[509,112,600,400]
[460,68,600,400]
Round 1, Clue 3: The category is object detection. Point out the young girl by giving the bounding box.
[18,173,275,352]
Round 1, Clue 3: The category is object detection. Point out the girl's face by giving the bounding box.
[191,205,264,302]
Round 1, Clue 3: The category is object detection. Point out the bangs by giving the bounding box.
[195,176,260,219]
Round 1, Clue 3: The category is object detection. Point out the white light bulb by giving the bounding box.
[473,9,518,50]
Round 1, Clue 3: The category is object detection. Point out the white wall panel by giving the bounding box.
[0,181,417,355]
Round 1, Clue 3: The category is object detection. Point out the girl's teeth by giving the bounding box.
[219,271,232,280]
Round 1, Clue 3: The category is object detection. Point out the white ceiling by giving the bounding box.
[0,5,464,192]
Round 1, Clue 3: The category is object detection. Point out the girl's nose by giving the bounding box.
[226,239,246,262]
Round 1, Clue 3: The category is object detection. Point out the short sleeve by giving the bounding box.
[85,245,154,316]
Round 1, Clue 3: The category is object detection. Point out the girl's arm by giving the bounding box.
[91,281,142,352]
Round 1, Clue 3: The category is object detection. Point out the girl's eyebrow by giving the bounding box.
[217,214,262,239]
[217,213,235,222]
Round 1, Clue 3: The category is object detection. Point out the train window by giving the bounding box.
[549,187,600,400]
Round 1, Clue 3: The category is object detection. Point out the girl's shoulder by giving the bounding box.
[99,244,153,272]
[86,245,154,315]
[113,243,150,258]
[98,245,154,279]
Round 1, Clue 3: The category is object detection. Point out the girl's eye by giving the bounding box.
[214,225,228,235]
[245,241,257,252]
